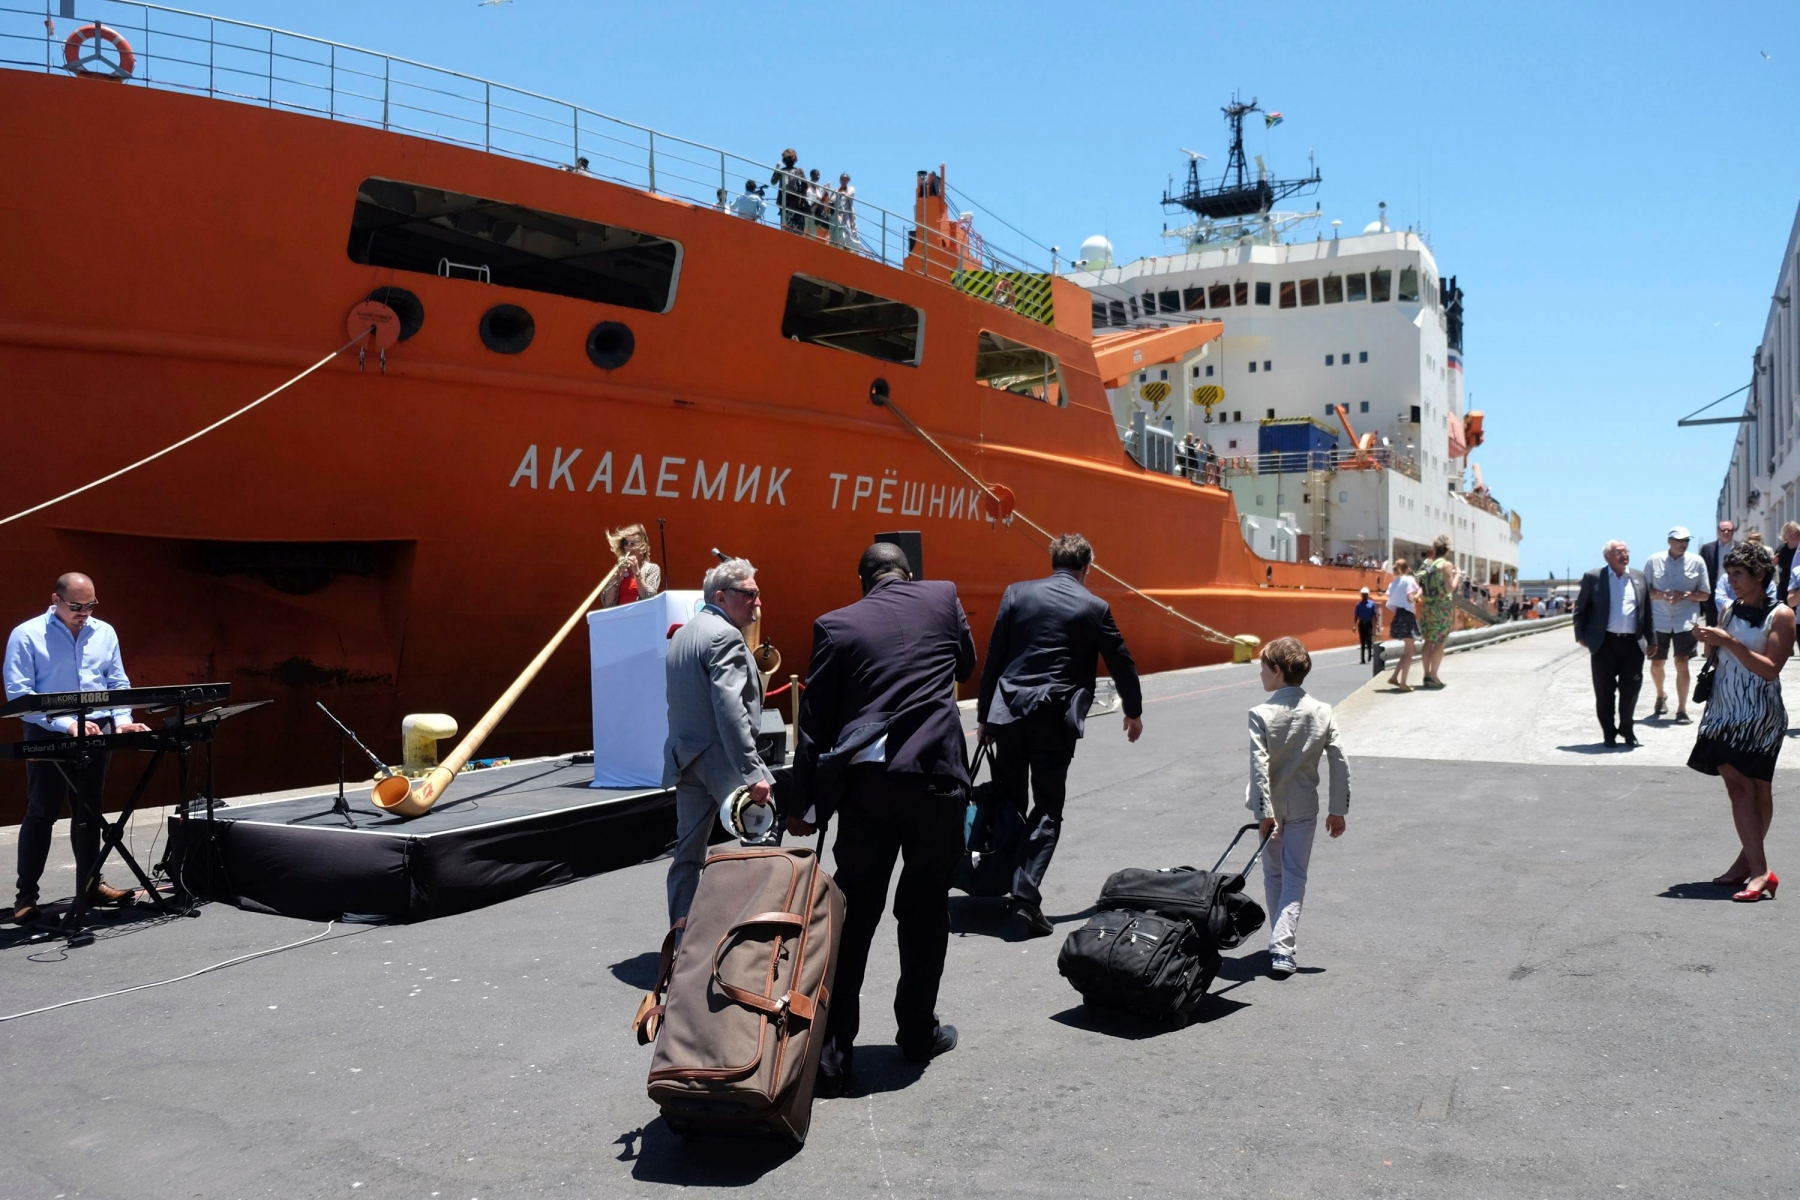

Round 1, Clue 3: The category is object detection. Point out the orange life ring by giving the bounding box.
[992,276,1016,309]
[64,24,136,79]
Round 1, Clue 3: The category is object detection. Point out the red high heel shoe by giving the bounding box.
[1732,871,1779,902]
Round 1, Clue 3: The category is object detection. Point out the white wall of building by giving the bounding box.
[1719,201,1800,540]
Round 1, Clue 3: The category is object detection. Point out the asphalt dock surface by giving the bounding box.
[3,625,1797,1198]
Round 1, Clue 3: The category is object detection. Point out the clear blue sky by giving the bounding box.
[185,0,1800,577]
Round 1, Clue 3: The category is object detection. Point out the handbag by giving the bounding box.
[1692,602,1729,705]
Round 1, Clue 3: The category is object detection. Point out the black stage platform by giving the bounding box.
[168,759,680,923]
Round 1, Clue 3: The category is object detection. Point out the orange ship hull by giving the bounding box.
[0,70,1379,803]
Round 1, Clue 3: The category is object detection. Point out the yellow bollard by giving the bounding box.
[1231,634,1261,664]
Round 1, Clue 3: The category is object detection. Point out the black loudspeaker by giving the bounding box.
[875,531,924,580]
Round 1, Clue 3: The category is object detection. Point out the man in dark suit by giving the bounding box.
[785,543,976,1094]
[1699,519,1735,626]
[977,533,1144,937]
[1573,539,1651,747]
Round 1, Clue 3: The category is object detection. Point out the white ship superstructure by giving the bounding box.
[1064,101,1522,592]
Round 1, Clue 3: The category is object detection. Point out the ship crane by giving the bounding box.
[1332,404,1380,470]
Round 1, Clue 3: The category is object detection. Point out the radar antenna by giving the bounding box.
[1162,95,1321,222]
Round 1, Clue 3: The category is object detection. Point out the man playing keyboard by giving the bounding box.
[4,573,149,926]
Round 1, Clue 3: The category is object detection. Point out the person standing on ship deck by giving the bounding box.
[660,559,772,925]
[1574,540,1650,748]
[977,534,1144,939]
[730,179,766,221]
[1643,526,1709,725]
[1689,540,1792,902]
[772,149,806,234]
[831,173,859,248]
[4,573,151,926]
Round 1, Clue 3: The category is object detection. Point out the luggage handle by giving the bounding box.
[1212,821,1272,888]
[633,915,686,1045]
[710,911,819,1024]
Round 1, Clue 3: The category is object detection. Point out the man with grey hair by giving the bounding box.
[1573,540,1650,747]
[660,557,772,923]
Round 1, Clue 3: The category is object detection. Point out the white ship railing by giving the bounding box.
[0,0,1054,312]
[1220,448,1422,480]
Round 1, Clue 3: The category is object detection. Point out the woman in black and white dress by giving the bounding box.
[1690,541,1795,902]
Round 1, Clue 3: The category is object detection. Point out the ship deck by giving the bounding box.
[4,632,1798,1197]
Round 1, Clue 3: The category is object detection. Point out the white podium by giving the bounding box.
[586,590,704,788]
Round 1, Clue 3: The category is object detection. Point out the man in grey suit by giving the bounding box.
[661,557,773,924]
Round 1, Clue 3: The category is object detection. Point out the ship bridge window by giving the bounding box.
[976,330,1062,404]
[1279,281,1297,309]
[1205,284,1229,308]
[1347,272,1368,301]
[1159,289,1180,314]
[782,275,923,365]
[346,178,680,311]
[1370,269,1392,302]
[1299,279,1320,306]
[1108,299,1127,326]
[1234,281,1249,306]
[1397,267,1420,302]
[1255,281,1271,305]
[1323,275,1344,304]
[1183,286,1205,311]
[1422,274,1439,309]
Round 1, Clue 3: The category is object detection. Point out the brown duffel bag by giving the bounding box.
[635,840,843,1147]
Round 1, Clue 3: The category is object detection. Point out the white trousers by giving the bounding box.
[1262,815,1318,960]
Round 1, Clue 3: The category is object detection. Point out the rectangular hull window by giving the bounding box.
[346,178,680,311]
[976,330,1062,405]
[783,274,923,365]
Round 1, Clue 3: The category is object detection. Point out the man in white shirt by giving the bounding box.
[1642,526,1710,725]
[1572,541,1651,747]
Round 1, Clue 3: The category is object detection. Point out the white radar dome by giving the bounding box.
[1361,221,1383,234]
[1078,234,1114,270]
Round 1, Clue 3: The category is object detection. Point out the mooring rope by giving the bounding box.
[0,328,375,529]
[872,390,1239,647]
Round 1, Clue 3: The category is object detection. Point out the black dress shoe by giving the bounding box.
[1605,735,1617,747]
[815,1071,852,1099]
[1015,901,1055,938]
[1622,732,1640,747]
[899,1024,958,1064]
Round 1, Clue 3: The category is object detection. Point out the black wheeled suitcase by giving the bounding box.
[1057,823,1269,1024]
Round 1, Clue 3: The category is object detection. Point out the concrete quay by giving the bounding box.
[2,626,1797,1198]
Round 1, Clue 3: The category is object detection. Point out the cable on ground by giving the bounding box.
[0,920,344,1023]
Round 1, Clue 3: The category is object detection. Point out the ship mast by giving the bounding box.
[1160,95,1322,250]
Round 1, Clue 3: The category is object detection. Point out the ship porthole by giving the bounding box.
[480,304,535,354]
[586,321,635,370]
[365,286,424,341]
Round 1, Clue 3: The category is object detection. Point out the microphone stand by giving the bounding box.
[291,703,392,826]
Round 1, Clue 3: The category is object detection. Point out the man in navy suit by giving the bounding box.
[1572,539,1652,747]
[977,533,1143,937]
[786,543,976,1094]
